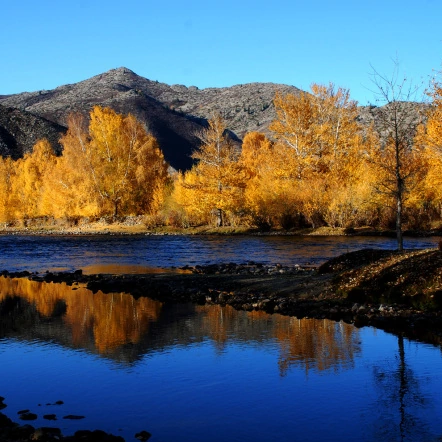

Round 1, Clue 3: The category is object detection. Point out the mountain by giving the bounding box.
[0,67,300,170]
[0,67,427,170]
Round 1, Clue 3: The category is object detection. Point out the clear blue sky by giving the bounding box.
[1,0,441,105]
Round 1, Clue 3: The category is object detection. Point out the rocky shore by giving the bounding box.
[2,248,442,347]
[0,396,150,442]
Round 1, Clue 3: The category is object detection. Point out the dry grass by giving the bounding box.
[323,248,442,309]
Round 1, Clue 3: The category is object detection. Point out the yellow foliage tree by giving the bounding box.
[240,133,299,229]
[12,139,57,220]
[0,156,17,223]
[267,84,373,228]
[414,81,442,221]
[367,62,427,249]
[48,106,168,220]
[175,114,246,227]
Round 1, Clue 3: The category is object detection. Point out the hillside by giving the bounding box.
[0,105,65,159]
[0,68,299,170]
[0,67,427,170]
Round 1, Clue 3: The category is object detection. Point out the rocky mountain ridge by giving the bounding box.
[0,68,300,169]
[0,67,427,170]
[0,104,65,159]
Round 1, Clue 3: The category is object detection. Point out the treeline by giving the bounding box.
[173,82,441,232]
[0,106,168,225]
[2,81,442,232]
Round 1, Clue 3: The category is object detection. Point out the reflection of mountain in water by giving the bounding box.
[0,277,361,373]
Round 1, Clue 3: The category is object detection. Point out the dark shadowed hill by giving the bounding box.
[0,104,65,159]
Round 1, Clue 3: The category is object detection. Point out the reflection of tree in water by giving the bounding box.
[1,277,361,376]
[0,276,162,354]
[275,318,361,376]
[196,305,233,353]
[372,335,431,442]
[196,305,361,375]
[195,306,274,354]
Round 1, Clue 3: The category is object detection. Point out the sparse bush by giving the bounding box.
[252,215,272,232]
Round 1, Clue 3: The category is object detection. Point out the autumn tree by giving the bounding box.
[52,106,168,219]
[42,113,99,219]
[11,139,57,221]
[271,84,362,175]
[239,132,275,228]
[239,132,306,229]
[0,156,17,223]
[368,62,425,250]
[174,114,246,227]
[268,84,373,228]
[415,79,442,221]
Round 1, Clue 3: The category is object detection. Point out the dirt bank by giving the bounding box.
[1,220,442,237]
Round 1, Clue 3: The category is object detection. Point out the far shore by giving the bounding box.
[1,221,442,237]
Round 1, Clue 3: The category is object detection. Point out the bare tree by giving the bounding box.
[368,60,424,251]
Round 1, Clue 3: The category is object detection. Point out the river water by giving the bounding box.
[0,234,440,273]
[0,235,442,441]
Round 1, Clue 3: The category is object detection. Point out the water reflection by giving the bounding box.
[1,278,441,441]
[0,277,360,374]
[274,317,359,376]
[372,335,431,441]
[0,277,162,358]
[195,305,360,375]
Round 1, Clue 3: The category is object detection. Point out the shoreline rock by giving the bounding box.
[0,396,145,442]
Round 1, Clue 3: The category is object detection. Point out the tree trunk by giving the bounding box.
[396,195,403,252]
[215,208,224,227]
[395,139,404,252]
[113,199,119,221]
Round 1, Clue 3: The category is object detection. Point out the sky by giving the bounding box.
[1,0,441,105]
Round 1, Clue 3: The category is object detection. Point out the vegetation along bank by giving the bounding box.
[3,76,442,238]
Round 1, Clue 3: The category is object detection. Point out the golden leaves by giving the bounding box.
[174,114,247,227]
[0,107,168,222]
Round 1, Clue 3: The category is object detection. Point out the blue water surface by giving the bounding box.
[0,234,440,273]
[1,310,442,442]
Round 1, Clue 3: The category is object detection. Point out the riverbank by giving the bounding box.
[2,248,442,347]
[1,218,442,237]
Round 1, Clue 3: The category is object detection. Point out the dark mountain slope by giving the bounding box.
[0,105,65,159]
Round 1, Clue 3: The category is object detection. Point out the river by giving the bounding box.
[1,234,442,441]
[0,234,440,273]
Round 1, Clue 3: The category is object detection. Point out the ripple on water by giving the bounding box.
[1,234,440,273]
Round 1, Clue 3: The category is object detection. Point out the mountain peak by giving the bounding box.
[106,66,137,76]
